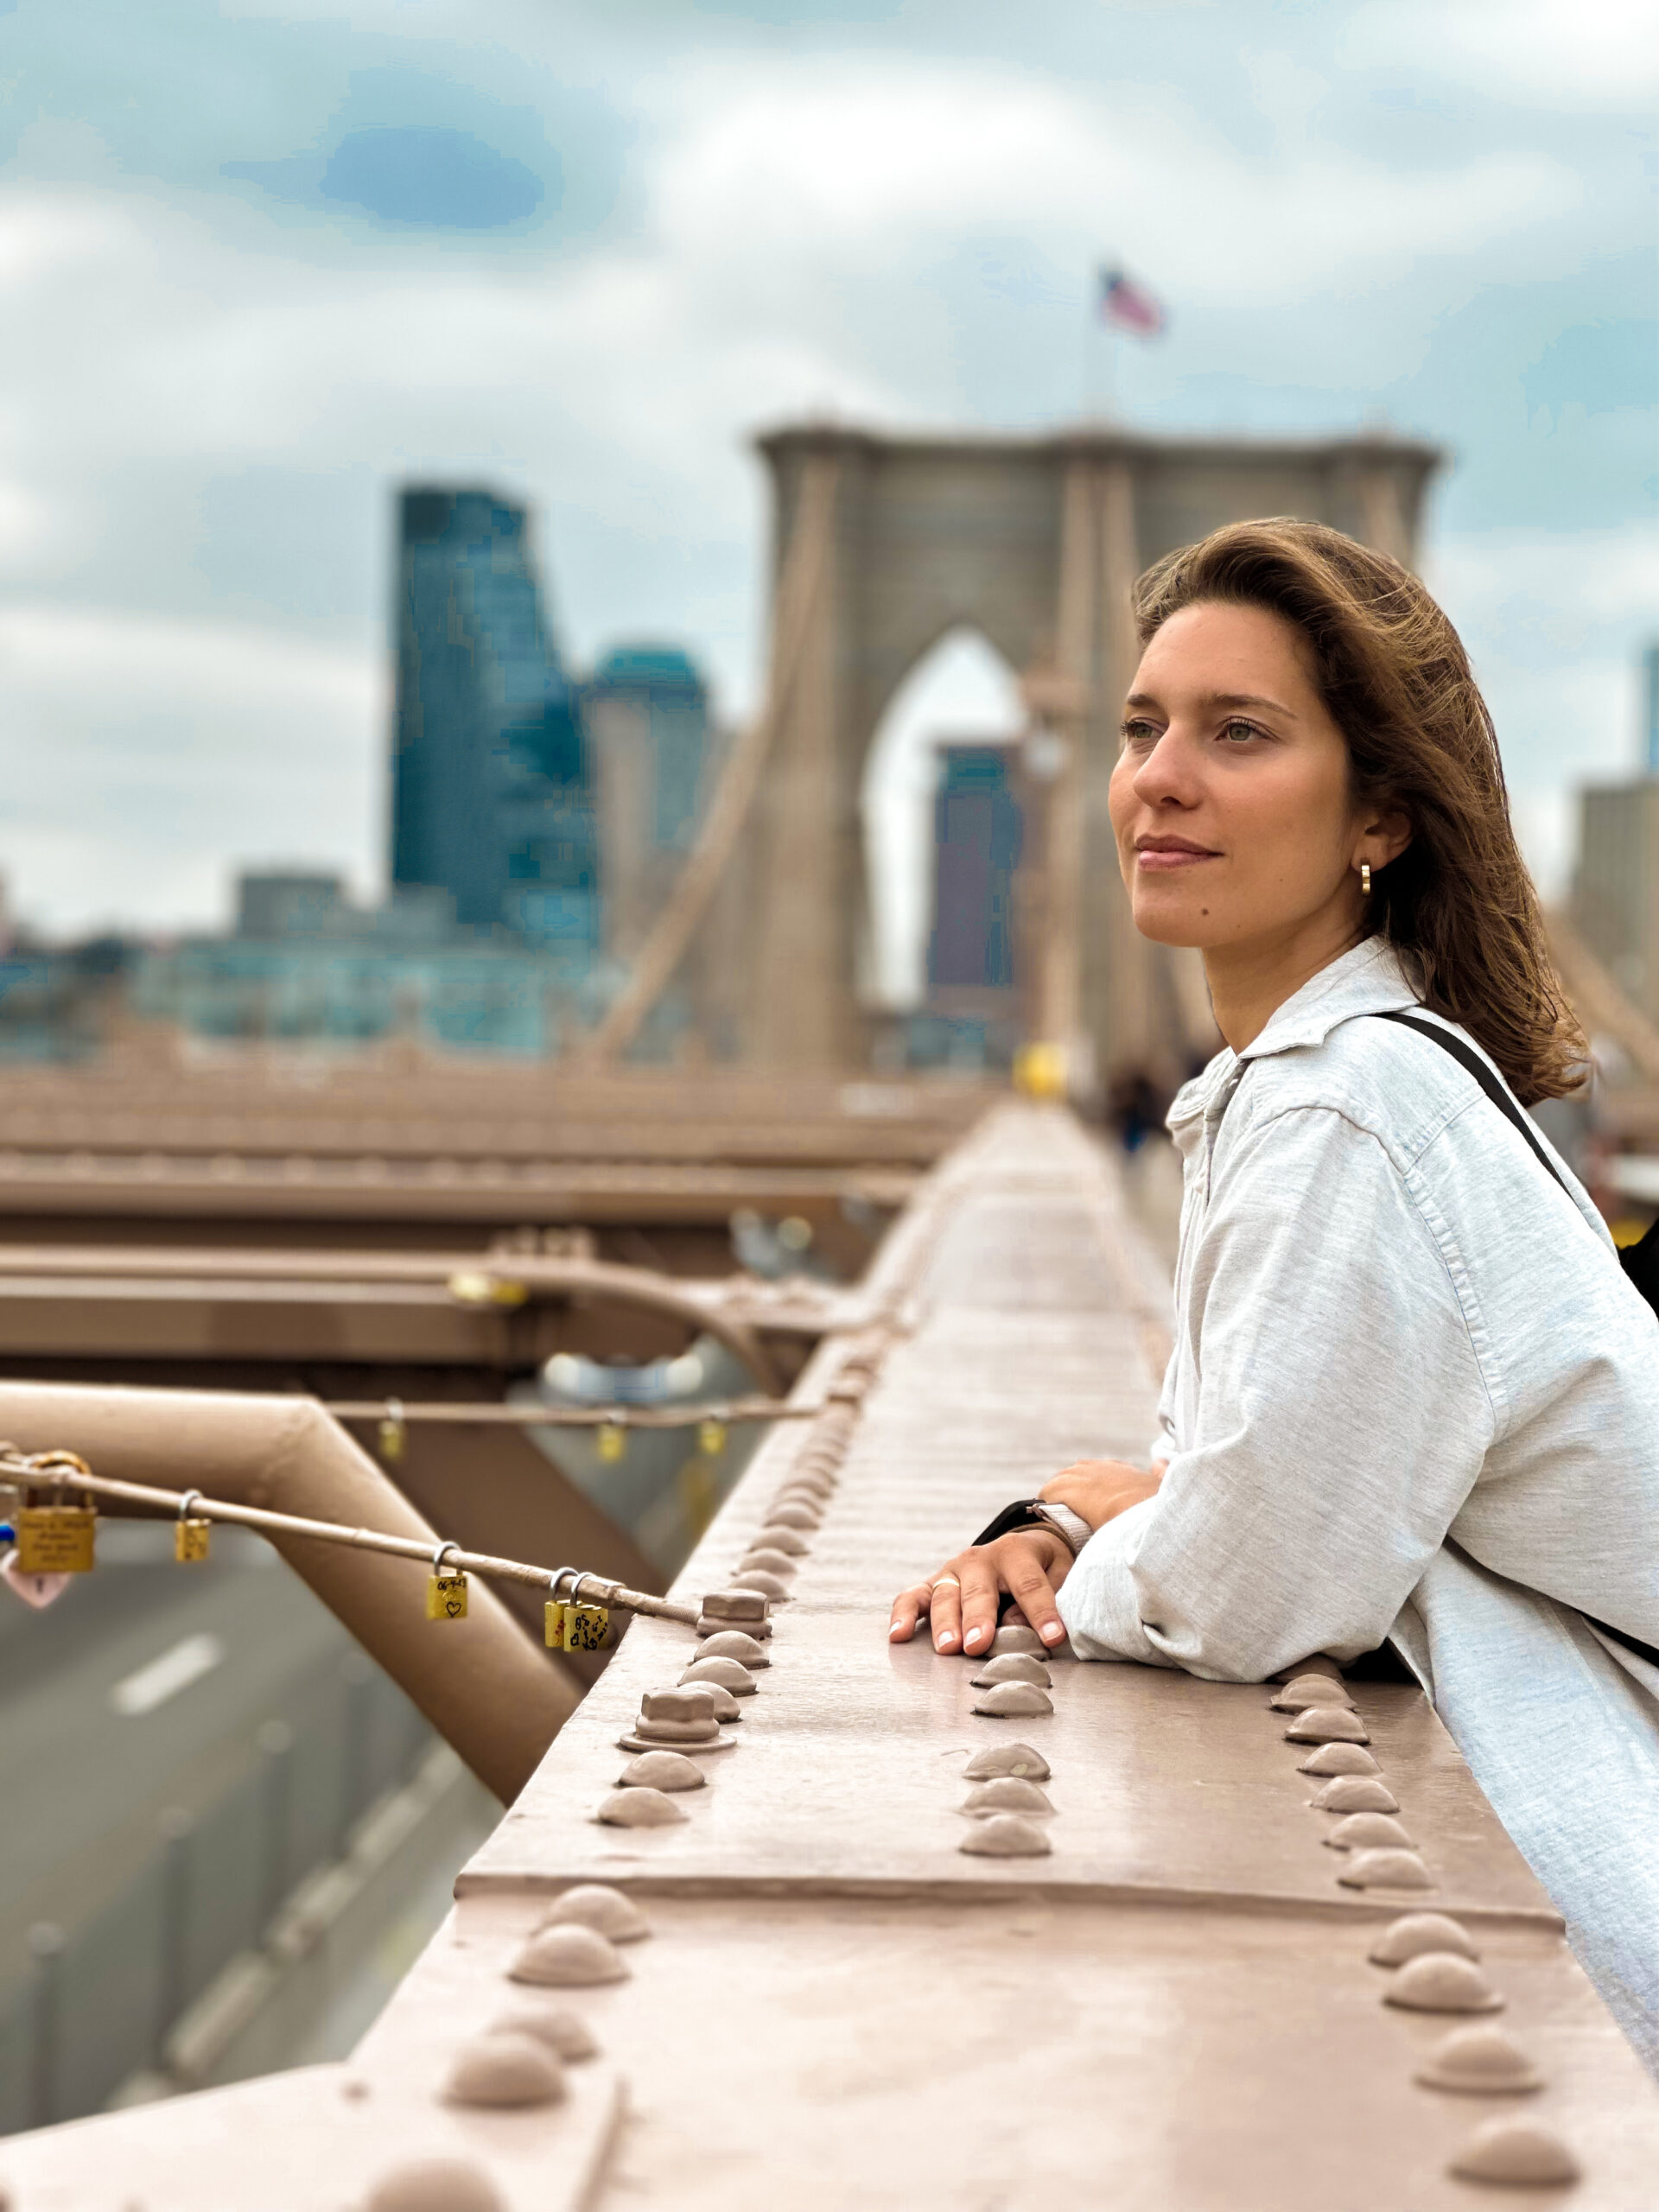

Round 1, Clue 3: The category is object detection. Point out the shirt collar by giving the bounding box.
[1167,938,1421,1129]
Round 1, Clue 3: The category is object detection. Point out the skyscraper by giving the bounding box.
[391,487,598,951]
[583,645,714,957]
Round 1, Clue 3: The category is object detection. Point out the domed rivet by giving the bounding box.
[617,1751,708,1792]
[971,1681,1054,1718]
[1383,1952,1503,2013]
[963,1741,1052,1782]
[442,2031,565,2108]
[1286,1707,1370,1745]
[365,2159,505,2212]
[1269,1675,1358,1713]
[971,1654,1052,1688]
[595,1787,687,1828]
[1415,2024,1541,2095]
[537,1885,650,1942]
[1311,1776,1398,1815]
[1322,1811,1414,1853]
[680,1656,758,1696]
[1338,1847,1433,1891]
[962,1777,1054,1816]
[698,1630,771,1669]
[1369,1913,1478,1967]
[1298,1742,1382,1777]
[959,1812,1052,1858]
[509,1923,629,1986]
[988,1624,1047,1658]
[1447,2117,1579,2186]
[729,1569,791,1603]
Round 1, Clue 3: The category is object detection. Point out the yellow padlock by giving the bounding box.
[378,1399,407,1464]
[560,1601,610,1652]
[174,1487,211,1564]
[698,1416,728,1458]
[16,1503,96,1575]
[596,1421,626,1465]
[543,1599,565,1649]
[425,1542,468,1621]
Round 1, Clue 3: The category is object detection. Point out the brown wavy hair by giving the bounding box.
[1131,518,1586,1103]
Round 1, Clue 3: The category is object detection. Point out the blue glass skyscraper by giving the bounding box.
[391,487,598,950]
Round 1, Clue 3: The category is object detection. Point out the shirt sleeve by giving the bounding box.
[1058,1102,1497,1681]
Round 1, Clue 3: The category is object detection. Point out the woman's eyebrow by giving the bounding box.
[1123,690,1299,719]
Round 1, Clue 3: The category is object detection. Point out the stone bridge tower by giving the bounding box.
[742,421,1440,1082]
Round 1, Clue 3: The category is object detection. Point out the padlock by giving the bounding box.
[378,1400,407,1463]
[560,1601,610,1652]
[425,1543,467,1621]
[697,1416,728,1458]
[596,1421,626,1465]
[16,1503,96,1575]
[175,1518,212,1564]
[543,1599,565,1649]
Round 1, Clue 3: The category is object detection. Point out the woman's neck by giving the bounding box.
[1204,910,1369,1054]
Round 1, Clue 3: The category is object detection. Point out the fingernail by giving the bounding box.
[936,1631,957,1650]
[1039,1621,1065,1644]
[888,1623,906,1640]
[963,1627,985,1651]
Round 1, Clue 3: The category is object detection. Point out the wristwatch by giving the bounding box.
[971,1497,1094,1557]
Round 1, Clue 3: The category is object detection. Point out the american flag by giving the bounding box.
[1099,266,1166,338]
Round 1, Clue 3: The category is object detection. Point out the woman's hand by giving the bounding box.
[888,1527,1073,1657]
[1039,1458,1166,1529]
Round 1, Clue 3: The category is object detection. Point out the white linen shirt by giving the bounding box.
[1056,936,1659,2068]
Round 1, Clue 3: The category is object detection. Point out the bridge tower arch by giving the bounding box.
[744,420,1440,1084]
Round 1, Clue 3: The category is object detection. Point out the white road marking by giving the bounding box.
[111,1631,226,1716]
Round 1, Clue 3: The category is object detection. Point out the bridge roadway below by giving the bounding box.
[7,1103,1659,2209]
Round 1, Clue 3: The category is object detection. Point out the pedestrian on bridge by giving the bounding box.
[891,518,1659,2073]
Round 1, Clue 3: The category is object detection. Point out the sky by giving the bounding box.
[0,0,1653,946]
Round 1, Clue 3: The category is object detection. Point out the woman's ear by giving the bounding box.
[1362,809,1413,869]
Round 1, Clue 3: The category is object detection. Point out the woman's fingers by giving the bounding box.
[887,1581,933,1643]
[927,1573,963,1653]
[1000,1538,1068,1648]
[958,1553,1005,1656]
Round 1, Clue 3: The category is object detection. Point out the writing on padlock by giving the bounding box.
[426,1573,467,1621]
[561,1601,610,1651]
[425,1543,467,1622]
[16,1504,96,1575]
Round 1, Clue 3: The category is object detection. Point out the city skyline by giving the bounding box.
[0,0,1651,933]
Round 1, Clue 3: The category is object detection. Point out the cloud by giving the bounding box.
[648,58,1582,310]
[0,603,380,931]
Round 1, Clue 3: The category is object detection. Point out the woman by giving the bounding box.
[888,518,1659,2069]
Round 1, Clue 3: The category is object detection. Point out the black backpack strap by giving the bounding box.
[1374,1009,1568,1197]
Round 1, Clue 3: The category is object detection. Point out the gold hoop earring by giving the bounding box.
[1360,862,1372,896]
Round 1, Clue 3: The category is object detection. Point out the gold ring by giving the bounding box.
[931,1574,961,1591]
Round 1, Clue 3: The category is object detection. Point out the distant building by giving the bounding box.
[391,486,599,954]
[583,645,715,959]
[1569,640,1659,1020]
[132,869,588,1054]
[907,742,1030,1070]
[1573,779,1659,1018]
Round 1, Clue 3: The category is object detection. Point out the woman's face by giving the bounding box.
[1108,599,1388,955]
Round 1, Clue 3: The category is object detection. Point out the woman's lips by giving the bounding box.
[1135,845,1219,871]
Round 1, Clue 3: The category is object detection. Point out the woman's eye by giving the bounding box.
[1120,719,1160,748]
[1219,719,1262,745]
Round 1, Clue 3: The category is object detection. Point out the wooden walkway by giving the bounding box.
[8,1103,1658,2209]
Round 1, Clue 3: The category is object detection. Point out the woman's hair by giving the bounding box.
[1132,517,1586,1103]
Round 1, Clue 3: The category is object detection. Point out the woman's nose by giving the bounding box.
[1132,730,1201,807]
